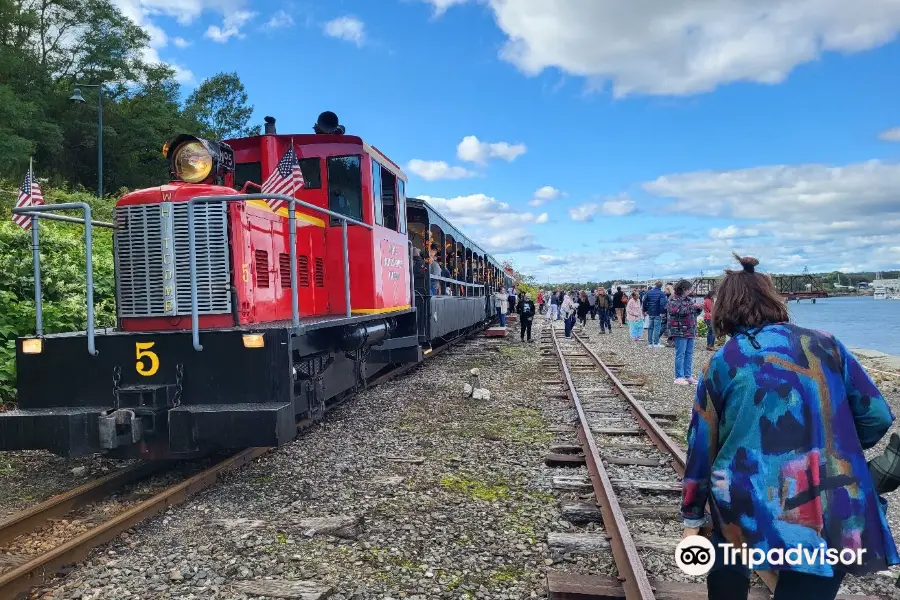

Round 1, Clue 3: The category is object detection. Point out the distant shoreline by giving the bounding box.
[852,348,900,378]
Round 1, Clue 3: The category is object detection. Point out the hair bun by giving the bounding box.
[732,252,759,273]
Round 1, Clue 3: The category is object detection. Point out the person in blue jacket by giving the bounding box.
[641,281,667,348]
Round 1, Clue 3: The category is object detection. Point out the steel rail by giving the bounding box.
[0,447,268,600]
[0,461,161,547]
[0,324,491,600]
[569,330,779,593]
[549,325,657,600]
[571,331,686,472]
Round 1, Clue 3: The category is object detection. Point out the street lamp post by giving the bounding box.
[70,83,105,199]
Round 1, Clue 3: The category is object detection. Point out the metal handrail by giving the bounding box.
[11,204,115,356]
[187,193,372,351]
[430,275,487,297]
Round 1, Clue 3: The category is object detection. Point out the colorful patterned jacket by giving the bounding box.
[681,323,899,576]
[666,294,697,338]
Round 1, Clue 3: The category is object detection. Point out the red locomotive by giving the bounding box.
[2,112,510,459]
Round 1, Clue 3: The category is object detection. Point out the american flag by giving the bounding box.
[12,167,44,230]
[262,146,305,212]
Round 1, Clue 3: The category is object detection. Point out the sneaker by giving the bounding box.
[687,376,699,384]
[673,378,689,385]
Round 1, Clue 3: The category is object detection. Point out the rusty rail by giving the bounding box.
[0,462,161,547]
[567,330,779,593]
[572,331,686,474]
[550,325,657,600]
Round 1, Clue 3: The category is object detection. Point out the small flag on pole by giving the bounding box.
[261,144,305,212]
[12,160,44,230]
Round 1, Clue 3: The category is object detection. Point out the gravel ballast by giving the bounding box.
[26,325,565,600]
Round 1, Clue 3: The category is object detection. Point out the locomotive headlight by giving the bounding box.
[173,141,213,183]
[22,338,43,354]
[164,134,234,185]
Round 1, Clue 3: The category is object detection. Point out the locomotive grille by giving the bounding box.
[298,255,310,288]
[115,202,232,318]
[315,257,325,288]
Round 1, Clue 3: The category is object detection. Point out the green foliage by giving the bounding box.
[0,184,116,404]
[184,72,259,140]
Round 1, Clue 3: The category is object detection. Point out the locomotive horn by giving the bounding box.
[314,111,345,135]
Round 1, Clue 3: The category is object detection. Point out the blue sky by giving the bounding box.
[120,0,900,282]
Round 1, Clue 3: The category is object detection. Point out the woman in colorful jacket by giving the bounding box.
[681,255,898,600]
[667,279,699,384]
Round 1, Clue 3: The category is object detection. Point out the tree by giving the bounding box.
[183,72,259,140]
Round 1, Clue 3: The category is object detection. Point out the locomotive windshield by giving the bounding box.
[327,155,362,224]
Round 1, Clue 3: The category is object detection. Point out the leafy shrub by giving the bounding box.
[0,185,116,404]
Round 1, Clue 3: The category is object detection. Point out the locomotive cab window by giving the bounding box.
[327,155,362,225]
[380,166,398,232]
[235,158,321,191]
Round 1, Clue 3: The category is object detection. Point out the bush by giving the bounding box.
[0,184,116,404]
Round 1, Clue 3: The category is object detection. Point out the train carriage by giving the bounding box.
[1,112,502,460]
[406,198,508,345]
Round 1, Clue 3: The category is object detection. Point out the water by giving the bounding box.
[787,296,900,356]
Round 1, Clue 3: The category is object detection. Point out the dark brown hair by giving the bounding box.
[674,279,692,295]
[713,254,789,336]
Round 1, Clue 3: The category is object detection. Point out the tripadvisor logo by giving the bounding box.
[676,536,715,576]
[674,536,868,575]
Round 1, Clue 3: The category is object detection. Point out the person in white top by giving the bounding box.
[494,286,509,327]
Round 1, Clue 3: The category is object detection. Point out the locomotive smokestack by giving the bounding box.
[264,116,276,135]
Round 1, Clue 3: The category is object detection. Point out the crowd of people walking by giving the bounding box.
[532,280,716,385]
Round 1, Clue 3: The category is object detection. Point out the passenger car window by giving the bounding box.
[327,155,363,224]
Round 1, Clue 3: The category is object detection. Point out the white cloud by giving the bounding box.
[172,37,191,48]
[880,127,900,142]
[643,160,900,220]
[406,159,476,181]
[205,10,256,43]
[529,185,562,206]
[538,255,569,266]
[265,9,294,29]
[601,193,636,216]
[708,225,761,239]
[429,0,900,97]
[535,212,549,224]
[457,135,527,166]
[569,194,636,221]
[420,0,469,17]
[323,16,366,46]
[569,203,600,222]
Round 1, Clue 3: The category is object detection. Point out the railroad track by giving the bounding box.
[0,325,484,600]
[540,323,876,600]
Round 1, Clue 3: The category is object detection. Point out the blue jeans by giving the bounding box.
[674,337,695,379]
[498,310,506,327]
[647,316,662,345]
[564,314,576,337]
[599,308,611,332]
[705,318,715,347]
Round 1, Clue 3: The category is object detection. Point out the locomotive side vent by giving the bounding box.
[278,253,292,288]
[314,257,325,288]
[298,255,310,288]
[255,249,270,288]
[115,202,231,318]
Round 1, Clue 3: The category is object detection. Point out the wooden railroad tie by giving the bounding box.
[553,475,681,493]
[545,571,772,600]
[547,532,678,554]
[545,571,883,600]
[545,453,664,468]
[560,501,680,524]
[231,580,332,599]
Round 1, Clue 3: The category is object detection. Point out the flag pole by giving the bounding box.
[30,157,43,335]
